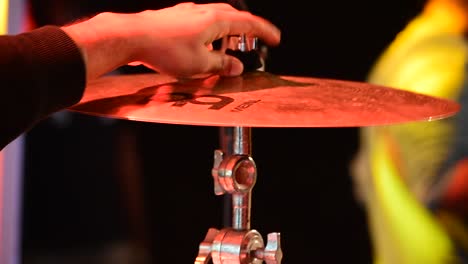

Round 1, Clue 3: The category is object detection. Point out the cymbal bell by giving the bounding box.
[68,71,460,127]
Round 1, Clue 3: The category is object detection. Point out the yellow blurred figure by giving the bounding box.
[0,0,7,34]
[351,0,468,263]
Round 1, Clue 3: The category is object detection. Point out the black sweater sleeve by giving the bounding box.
[0,25,86,150]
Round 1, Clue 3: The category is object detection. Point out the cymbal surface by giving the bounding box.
[68,71,460,127]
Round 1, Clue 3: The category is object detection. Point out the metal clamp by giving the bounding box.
[195,228,282,264]
[212,150,257,195]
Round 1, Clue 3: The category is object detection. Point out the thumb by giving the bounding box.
[207,51,244,76]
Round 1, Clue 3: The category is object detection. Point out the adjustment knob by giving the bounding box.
[255,233,282,264]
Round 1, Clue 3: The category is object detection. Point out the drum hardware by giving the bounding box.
[194,131,282,264]
[67,36,461,264]
[63,1,461,262]
[194,35,282,264]
[68,71,460,128]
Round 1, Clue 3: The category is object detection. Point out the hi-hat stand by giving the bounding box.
[194,35,283,264]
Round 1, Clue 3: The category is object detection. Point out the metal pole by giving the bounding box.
[219,127,252,229]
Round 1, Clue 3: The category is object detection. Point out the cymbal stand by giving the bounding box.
[194,36,282,264]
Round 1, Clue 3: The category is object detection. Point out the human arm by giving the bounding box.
[0,2,281,150]
[61,2,281,81]
[0,26,85,150]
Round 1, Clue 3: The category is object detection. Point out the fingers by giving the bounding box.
[204,50,244,77]
[221,12,281,46]
[205,5,281,46]
[176,2,242,11]
[128,3,280,79]
[199,4,279,76]
[186,3,281,46]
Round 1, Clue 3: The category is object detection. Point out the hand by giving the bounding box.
[63,2,281,81]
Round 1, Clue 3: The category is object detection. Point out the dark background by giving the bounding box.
[21,0,425,263]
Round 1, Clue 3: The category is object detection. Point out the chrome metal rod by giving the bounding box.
[219,126,252,230]
[232,192,251,230]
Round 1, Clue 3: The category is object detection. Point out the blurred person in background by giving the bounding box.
[351,0,468,263]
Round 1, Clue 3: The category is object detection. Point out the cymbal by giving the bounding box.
[68,71,460,127]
